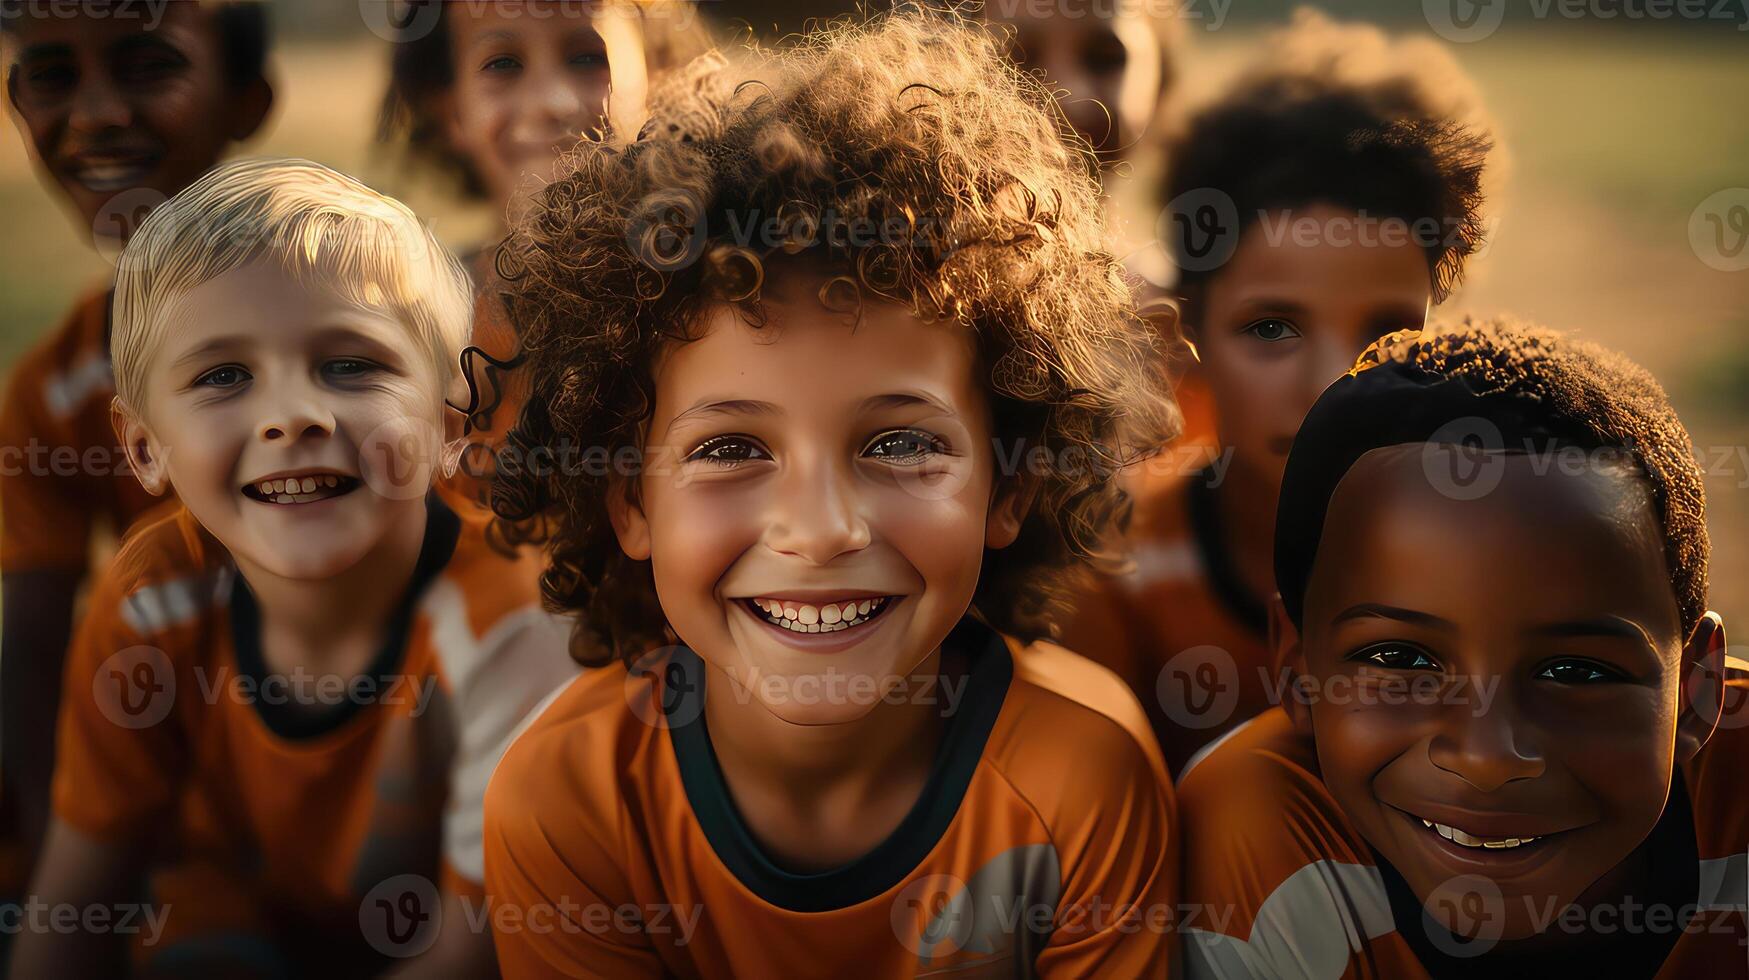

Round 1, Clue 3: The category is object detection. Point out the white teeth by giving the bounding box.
[798,604,820,625]
[259,481,273,494]
[782,604,798,621]
[857,600,871,615]
[1420,817,1538,849]
[299,477,314,493]
[749,596,892,633]
[820,603,842,625]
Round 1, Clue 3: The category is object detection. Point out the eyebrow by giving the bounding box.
[1525,616,1656,644]
[1331,603,1457,631]
[172,336,251,370]
[1230,296,1310,320]
[15,43,73,65]
[669,399,782,427]
[860,391,955,415]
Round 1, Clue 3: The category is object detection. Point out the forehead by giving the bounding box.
[1215,205,1432,305]
[1306,445,1681,640]
[4,2,212,57]
[447,0,600,40]
[159,261,409,351]
[651,281,984,423]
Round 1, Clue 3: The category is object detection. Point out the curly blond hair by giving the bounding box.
[491,7,1179,666]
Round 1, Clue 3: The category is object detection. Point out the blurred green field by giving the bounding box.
[2,26,1747,628]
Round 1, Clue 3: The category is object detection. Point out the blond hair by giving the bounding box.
[112,157,473,412]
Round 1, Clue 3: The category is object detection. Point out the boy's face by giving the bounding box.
[125,261,452,582]
[4,3,267,240]
[1193,205,1431,492]
[992,8,1146,156]
[1290,446,1713,941]
[444,0,613,209]
[616,272,1023,726]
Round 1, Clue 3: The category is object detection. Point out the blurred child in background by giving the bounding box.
[1063,10,1499,773]
[12,158,576,979]
[0,0,272,895]
[377,0,703,500]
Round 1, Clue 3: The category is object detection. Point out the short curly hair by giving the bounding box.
[1276,316,1708,637]
[490,7,1179,666]
[1165,10,1495,306]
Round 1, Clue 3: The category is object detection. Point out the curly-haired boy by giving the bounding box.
[481,9,1181,977]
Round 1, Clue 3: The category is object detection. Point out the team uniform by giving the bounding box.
[1176,675,1749,980]
[1059,457,1275,775]
[0,288,160,573]
[483,619,1179,978]
[52,495,578,973]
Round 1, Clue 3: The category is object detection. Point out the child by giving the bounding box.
[0,0,273,882]
[12,159,578,978]
[376,0,703,501]
[1062,10,1496,773]
[1178,318,1741,978]
[482,11,1180,977]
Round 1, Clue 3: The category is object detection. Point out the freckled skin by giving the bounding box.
[1281,447,1725,943]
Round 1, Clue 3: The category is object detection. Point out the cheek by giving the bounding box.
[645,482,761,593]
[864,467,991,589]
[346,389,447,502]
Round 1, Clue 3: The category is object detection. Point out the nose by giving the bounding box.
[525,59,585,131]
[763,456,871,565]
[256,384,336,444]
[68,72,132,134]
[1426,685,1545,793]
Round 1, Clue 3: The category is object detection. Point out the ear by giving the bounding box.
[1676,611,1728,763]
[606,475,652,561]
[112,398,170,496]
[984,474,1038,550]
[1269,593,1313,736]
[227,75,274,142]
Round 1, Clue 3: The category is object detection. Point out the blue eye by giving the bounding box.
[1535,660,1625,685]
[1243,318,1302,343]
[864,429,947,463]
[324,358,376,378]
[1352,643,1440,671]
[194,365,250,389]
[687,436,770,468]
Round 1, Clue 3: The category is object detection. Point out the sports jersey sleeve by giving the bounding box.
[433,595,579,893]
[1175,715,1396,980]
[483,722,667,979]
[1032,712,1178,978]
[50,550,190,839]
[0,348,95,572]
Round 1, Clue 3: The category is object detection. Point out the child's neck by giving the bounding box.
[703,647,952,874]
[233,501,432,675]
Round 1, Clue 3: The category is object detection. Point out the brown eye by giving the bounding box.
[863,429,945,463]
[1352,643,1439,671]
[1243,318,1302,343]
[687,436,770,467]
[1536,660,1624,685]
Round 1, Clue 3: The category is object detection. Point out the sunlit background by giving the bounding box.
[3,1,1747,630]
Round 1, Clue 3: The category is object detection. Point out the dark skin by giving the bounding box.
[986,5,1164,159]
[1275,446,1726,948]
[0,2,270,881]
[1187,205,1432,614]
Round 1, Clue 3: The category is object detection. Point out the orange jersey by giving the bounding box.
[1177,684,1749,980]
[0,288,161,572]
[483,620,1180,978]
[1059,461,1276,776]
[53,497,578,965]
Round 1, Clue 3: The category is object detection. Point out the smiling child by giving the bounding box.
[1061,11,1498,772]
[12,159,577,978]
[0,0,273,883]
[1177,318,1743,978]
[481,10,1181,977]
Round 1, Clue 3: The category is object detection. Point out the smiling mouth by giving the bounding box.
[1414,815,1544,851]
[241,474,360,506]
[741,596,897,634]
[67,153,162,194]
